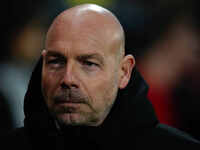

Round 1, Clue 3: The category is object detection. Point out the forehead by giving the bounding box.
[46,27,113,58]
[46,31,106,58]
[45,11,121,58]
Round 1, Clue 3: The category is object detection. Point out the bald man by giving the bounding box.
[2,4,199,150]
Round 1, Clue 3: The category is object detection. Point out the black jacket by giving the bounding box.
[2,58,200,149]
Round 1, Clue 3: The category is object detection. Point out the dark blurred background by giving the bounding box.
[1,0,200,140]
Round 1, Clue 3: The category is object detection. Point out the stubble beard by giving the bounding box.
[48,90,117,127]
[45,75,119,127]
[52,105,100,126]
[46,88,101,126]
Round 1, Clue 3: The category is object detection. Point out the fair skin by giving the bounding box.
[41,4,135,127]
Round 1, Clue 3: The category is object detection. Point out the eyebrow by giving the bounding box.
[77,53,104,65]
[45,50,104,64]
[45,51,65,58]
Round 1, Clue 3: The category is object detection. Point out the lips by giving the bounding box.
[53,100,81,114]
[53,90,87,105]
[53,94,86,104]
[54,98,84,104]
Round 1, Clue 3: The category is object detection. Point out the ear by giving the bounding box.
[41,49,47,57]
[118,54,135,89]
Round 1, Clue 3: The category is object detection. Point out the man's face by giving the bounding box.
[41,18,122,126]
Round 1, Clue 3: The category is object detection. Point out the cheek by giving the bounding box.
[83,71,119,109]
[42,68,61,99]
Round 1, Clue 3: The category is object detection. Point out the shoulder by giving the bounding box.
[0,127,31,149]
[136,123,200,149]
[155,124,199,143]
[2,127,27,138]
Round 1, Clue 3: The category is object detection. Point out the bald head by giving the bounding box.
[45,4,125,59]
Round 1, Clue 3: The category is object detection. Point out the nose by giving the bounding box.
[60,62,79,89]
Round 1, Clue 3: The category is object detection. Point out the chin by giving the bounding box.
[56,113,100,126]
[56,113,86,126]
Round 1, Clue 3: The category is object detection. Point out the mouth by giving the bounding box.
[55,99,84,104]
[54,99,83,113]
[54,98,86,110]
[52,95,89,113]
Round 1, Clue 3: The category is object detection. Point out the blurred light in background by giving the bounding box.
[66,0,114,7]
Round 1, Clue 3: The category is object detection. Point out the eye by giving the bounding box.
[46,57,65,69]
[83,61,98,67]
[47,58,62,64]
[81,60,100,72]
[82,60,99,67]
